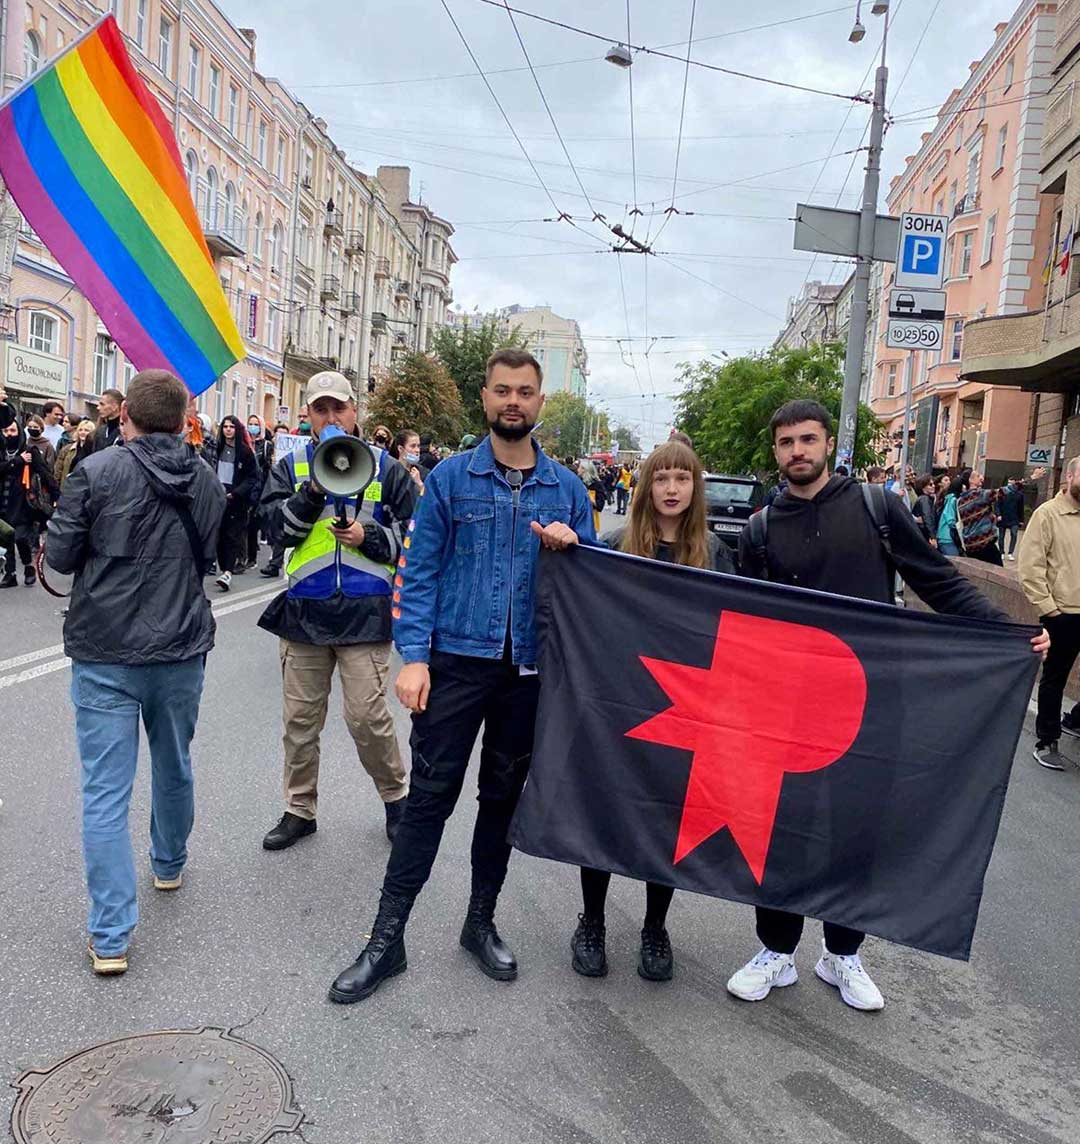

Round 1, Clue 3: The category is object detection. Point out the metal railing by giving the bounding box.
[320,275,341,300]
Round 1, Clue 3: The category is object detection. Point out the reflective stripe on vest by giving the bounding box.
[285,448,393,593]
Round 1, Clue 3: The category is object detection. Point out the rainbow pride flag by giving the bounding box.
[0,15,244,396]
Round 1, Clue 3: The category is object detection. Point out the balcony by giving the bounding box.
[317,354,338,370]
[345,231,365,256]
[320,275,341,301]
[960,307,1080,392]
[295,252,315,283]
[374,257,391,278]
[952,193,980,218]
[324,210,343,236]
[370,311,388,333]
[1054,0,1080,74]
[395,279,411,299]
[200,201,246,259]
[340,291,362,313]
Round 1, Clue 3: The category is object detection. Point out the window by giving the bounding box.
[204,167,218,227]
[187,42,201,97]
[93,335,116,395]
[938,405,952,451]
[215,374,226,418]
[28,311,58,355]
[224,182,236,235]
[981,213,997,265]
[959,231,974,276]
[183,150,198,200]
[123,358,135,388]
[951,319,964,362]
[158,19,172,75]
[268,306,281,353]
[257,121,267,166]
[254,211,264,262]
[270,221,284,272]
[995,124,1008,172]
[946,234,956,277]
[303,146,314,185]
[24,30,41,76]
[966,147,980,198]
[954,125,963,153]
[978,91,987,121]
[948,180,958,215]
[276,136,286,182]
[1004,56,1015,93]
[227,85,239,136]
[135,0,147,48]
[886,362,897,397]
[208,63,221,116]
[935,197,945,217]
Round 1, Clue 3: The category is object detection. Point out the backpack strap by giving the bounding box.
[746,506,770,577]
[860,482,893,557]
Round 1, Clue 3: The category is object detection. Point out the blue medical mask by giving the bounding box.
[405,452,420,465]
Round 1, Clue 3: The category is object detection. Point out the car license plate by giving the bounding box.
[713,522,742,533]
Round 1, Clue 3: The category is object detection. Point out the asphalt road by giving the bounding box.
[2,519,1079,1144]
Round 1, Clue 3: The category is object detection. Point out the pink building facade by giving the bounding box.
[870,2,1058,483]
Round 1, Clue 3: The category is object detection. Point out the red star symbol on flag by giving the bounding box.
[626,611,867,884]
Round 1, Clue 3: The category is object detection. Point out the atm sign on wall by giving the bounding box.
[894,212,950,290]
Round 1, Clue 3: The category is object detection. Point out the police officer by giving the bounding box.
[258,371,413,849]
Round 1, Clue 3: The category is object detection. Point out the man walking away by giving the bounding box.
[328,348,594,1004]
[46,370,225,975]
[997,470,1046,560]
[728,399,1047,1012]
[1018,457,1080,771]
[258,371,413,851]
[94,388,124,450]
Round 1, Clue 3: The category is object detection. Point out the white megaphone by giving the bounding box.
[311,425,377,527]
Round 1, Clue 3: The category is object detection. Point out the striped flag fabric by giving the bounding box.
[0,15,244,396]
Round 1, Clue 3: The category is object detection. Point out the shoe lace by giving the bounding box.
[641,926,671,958]
[576,914,605,951]
[751,948,788,970]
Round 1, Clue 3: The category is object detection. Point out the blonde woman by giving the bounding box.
[55,419,97,488]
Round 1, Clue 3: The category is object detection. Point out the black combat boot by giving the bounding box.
[328,892,411,1004]
[459,884,517,981]
[637,925,674,982]
[571,914,608,978]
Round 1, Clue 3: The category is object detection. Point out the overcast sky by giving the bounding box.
[226,0,1018,448]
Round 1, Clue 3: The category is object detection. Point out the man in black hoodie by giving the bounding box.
[726,399,1049,1012]
[48,370,225,976]
[93,388,124,451]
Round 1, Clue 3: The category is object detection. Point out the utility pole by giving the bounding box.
[836,12,890,470]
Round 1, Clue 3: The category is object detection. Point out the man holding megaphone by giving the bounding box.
[257,371,414,851]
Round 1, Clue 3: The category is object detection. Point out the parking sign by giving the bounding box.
[894,212,949,290]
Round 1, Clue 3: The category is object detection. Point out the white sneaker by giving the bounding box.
[726,947,798,1002]
[814,943,884,1010]
[1007,554,1015,561]
[215,570,231,591]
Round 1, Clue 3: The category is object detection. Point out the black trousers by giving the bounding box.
[1036,613,1080,746]
[997,523,1019,555]
[382,651,540,905]
[616,488,629,514]
[217,506,247,574]
[3,529,33,575]
[245,512,261,566]
[580,867,674,928]
[755,906,864,957]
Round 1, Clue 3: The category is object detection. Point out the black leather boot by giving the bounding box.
[328,893,411,1004]
[262,812,316,851]
[384,796,407,842]
[459,885,517,981]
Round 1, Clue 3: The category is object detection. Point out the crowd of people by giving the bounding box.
[4,358,1076,1018]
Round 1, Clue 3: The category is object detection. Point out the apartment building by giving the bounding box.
[0,0,455,425]
[775,281,845,349]
[870,2,1057,484]
[962,0,1080,495]
[491,305,588,397]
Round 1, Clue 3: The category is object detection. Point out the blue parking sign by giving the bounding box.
[894,212,949,289]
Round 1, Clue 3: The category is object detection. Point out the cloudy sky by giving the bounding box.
[226,0,1018,448]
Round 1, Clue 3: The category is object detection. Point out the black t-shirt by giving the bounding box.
[495,461,537,659]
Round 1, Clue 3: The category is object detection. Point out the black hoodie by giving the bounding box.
[46,434,227,664]
[738,474,1006,621]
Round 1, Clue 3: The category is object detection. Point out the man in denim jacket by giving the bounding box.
[329,348,595,1003]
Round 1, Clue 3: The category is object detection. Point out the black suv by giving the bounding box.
[704,475,764,548]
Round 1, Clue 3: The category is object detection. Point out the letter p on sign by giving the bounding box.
[902,235,940,276]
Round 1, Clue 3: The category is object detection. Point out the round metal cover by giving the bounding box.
[11,1027,303,1143]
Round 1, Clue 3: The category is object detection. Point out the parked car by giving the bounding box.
[703,474,765,547]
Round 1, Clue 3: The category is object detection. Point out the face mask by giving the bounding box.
[248,425,261,438]
[299,421,311,433]
[405,452,420,465]
[27,427,42,437]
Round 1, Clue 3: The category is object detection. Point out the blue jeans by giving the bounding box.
[938,540,960,556]
[72,656,205,956]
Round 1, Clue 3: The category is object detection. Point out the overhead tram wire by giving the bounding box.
[654,255,789,323]
[649,0,698,247]
[616,252,646,398]
[626,0,640,231]
[474,0,869,104]
[437,0,611,246]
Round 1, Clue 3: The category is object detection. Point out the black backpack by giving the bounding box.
[745,482,894,585]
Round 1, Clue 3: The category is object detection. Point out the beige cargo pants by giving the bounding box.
[280,640,408,819]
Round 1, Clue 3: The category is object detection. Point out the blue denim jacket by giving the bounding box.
[393,436,596,665]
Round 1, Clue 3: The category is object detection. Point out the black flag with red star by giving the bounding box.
[510,545,1040,960]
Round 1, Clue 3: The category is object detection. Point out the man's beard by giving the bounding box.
[782,456,827,486]
[488,412,535,442]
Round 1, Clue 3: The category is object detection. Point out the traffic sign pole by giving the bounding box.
[897,349,916,493]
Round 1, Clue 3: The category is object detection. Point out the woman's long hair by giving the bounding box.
[218,414,254,459]
[621,440,710,569]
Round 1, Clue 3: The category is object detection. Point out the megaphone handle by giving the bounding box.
[333,497,350,529]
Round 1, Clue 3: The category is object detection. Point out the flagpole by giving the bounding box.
[0,12,112,112]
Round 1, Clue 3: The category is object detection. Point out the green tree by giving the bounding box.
[612,422,642,452]
[431,317,528,434]
[534,391,589,457]
[673,342,884,480]
[365,352,464,444]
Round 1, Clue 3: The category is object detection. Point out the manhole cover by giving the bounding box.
[11,1027,303,1143]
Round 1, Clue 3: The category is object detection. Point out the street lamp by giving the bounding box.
[605,43,633,68]
[871,2,890,15]
[849,16,866,43]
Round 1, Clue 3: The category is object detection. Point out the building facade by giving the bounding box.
[0,0,455,426]
[963,0,1080,497]
[775,281,844,350]
[870,2,1058,484]
[486,305,588,397]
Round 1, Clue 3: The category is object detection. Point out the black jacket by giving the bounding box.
[600,526,736,575]
[94,417,122,451]
[998,485,1025,527]
[912,493,939,540]
[214,439,258,514]
[1,436,56,526]
[46,435,226,664]
[737,475,1007,621]
[257,435,416,645]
